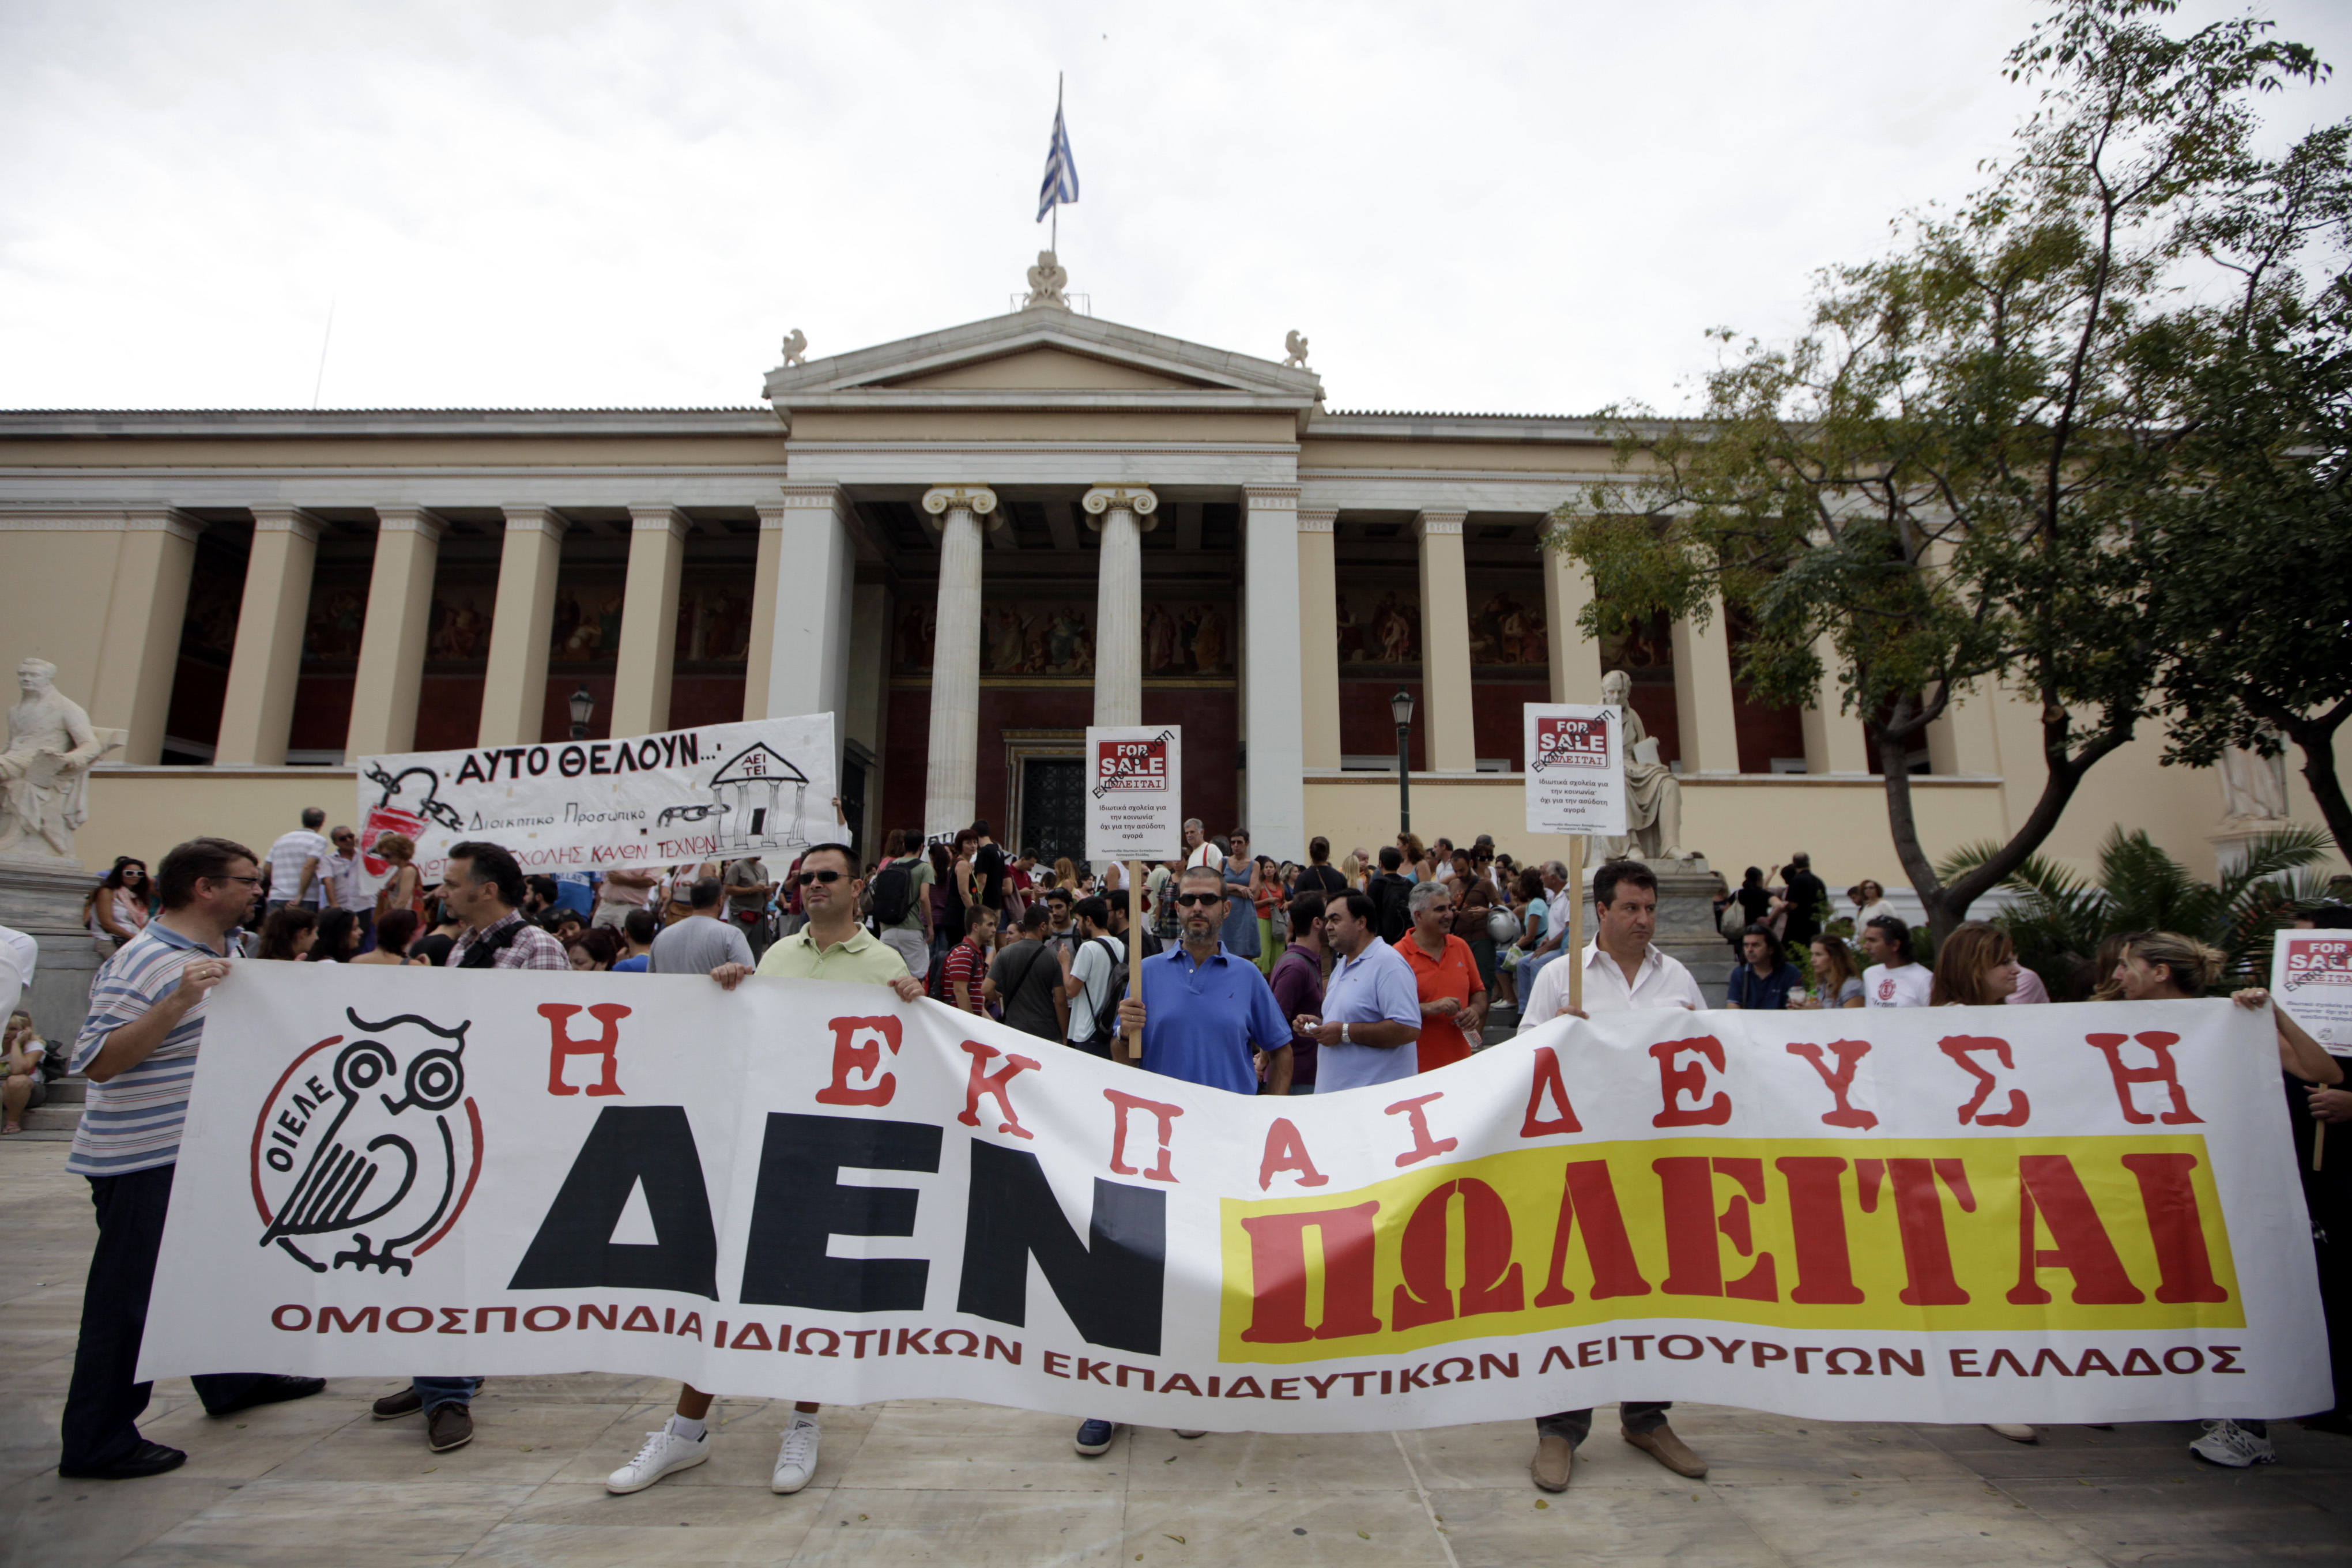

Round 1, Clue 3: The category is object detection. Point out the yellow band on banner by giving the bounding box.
[1218,1136,2241,1363]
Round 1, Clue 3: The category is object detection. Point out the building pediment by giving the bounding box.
[762,307,1322,434]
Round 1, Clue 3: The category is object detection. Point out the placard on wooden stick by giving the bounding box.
[1086,726,1182,1060]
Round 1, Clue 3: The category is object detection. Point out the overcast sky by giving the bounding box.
[3,0,2346,417]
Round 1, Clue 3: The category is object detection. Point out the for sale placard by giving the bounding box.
[2272,930,2352,1056]
[1523,704,1627,836]
[1084,726,1182,862]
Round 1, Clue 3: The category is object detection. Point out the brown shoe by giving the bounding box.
[1531,1433,1573,1492]
[1623,1423,1706,1478]
[425,1403,473,1453]
[372,1388,423,1421]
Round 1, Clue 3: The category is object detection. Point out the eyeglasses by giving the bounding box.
[1174,892,1223,908]
[217,875,264,888]
[796,869,845,886]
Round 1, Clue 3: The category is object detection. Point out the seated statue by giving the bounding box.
[0,658,119,860]
[1597,669,1688,862]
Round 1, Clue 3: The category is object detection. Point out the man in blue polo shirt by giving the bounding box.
[1081,862,1290,1457]
[1309,891,1423,1092]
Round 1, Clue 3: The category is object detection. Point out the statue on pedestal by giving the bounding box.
[2218,734,2291,826]
[1597,669,1689,862]
[0,659,119,861]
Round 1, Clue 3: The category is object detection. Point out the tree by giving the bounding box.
[1547,0,2335,943]
[2140,123,2352,859]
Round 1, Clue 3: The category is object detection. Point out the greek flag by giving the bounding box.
[1036,93,1079,222]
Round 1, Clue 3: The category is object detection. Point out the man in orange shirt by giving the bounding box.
[1395,879,1486,1071]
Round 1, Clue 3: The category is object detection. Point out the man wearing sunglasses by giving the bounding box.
[1073,863,1293,1459]
[607,842,921,1501]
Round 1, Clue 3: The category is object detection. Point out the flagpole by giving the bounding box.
[1052,72,1063,255]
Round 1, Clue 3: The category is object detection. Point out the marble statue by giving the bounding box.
[1597,669,1688,862]
[0,659,119,861]
[2219,735,2291,824]
[781,329,807,367]
[1283,330,1310,369]
[1024,251,1070,310]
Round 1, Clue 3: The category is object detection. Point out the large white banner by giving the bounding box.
[142,967,2330,1431]
[1523,703,1627,838]
[354,715,836,887]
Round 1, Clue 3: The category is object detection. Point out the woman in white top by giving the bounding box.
[86,857,151,953]
[1850,879,1897,930]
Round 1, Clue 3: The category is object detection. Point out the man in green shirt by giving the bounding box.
[603,842,921,1501]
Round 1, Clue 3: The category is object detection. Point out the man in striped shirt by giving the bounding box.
[61,836,325,1480]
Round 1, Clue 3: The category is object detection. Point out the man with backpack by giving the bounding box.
[868,828,932,978]
[985,905,1067,1043]
[1061,896,1125,1058]
[1368,845,1416,945]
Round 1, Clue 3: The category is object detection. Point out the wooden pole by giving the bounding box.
[1568,837,1585,1015]
[1126,859,1145,1060]
[2315,1122,2326,1174]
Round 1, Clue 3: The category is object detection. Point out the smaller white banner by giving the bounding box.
[355,714,836,887]
[1522,704,1627,836]
[2273,930,2352,1056]
[1084,726,1182,862]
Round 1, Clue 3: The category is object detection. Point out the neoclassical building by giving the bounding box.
[0,267,2335,885]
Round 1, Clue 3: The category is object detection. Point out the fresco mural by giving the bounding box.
[427,575,498,664]
[894,597,1234,677]
[179,552,244,661]
[1335,586,1421,666]
[299,569,372,662]
[1467,586,1547,667]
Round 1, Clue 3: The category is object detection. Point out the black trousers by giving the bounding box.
[1535,1402,1671,1445]
[61,1163,273,1468]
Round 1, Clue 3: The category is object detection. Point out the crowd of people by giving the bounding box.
[6,804,2345,1496]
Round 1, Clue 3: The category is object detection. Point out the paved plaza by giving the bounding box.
[2,1140,2346,1567]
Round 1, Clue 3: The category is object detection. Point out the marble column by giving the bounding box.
[345,508,442,760]
[609,505,689,737]
[744,501,787,721]
[1541,537,1604,704]
[921,485,996,841]
[92,510,202,765]
[1083,485,1156,728]
[1243,485,1307,860]
[1800,632,1869,774]
[1414,509,1476,771]
[1670,595,1742,773]
[756,485,855,751]
[1295,508,1341,771]
[214,507,319,766]
[477,506,565,747]
[1926,676,2002,777]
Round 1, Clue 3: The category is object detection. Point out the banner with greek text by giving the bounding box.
[140,966,2330,1430]
[352,714,836,890]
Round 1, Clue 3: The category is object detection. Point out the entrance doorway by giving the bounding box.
[1017,756,1084,865]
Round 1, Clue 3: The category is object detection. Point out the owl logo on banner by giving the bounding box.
[1530,714,1610,772]
[251,1009,484,1275]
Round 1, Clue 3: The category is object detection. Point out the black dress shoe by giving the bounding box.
[204,1375,327,1418]
[58,1441,187,1480]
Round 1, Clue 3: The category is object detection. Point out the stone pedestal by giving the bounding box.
[0,855,100,1045]
[1642,857,1733,1008]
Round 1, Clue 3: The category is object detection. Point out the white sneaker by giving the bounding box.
[2190,1419,2277,1468]
[1984,1423,2038,1442]
[772,1415,821,1494]
[606,1420,710,1494]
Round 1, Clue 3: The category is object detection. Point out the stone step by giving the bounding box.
[21,1102,79,1134]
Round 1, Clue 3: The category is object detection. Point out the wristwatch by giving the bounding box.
[1340,1022,1352,1046]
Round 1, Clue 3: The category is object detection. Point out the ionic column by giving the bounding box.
[1541,536,1604,704]
[1243,485,1307,860]
[921,485,997,840]
[752,486,855,743]
[477,506,566,746]
[1801,632,1869,774]
[92,510,203,764]
[345,508,444,760]
[609,505,689,737]
[214,507,321,765]
[1414,509,1476,771]
[1670,597,1742,773]
[1083,485,1157,728]
[1296,508,1341,771]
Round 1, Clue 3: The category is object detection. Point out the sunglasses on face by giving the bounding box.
[1174,892,1223,908]
[796,868,846,886]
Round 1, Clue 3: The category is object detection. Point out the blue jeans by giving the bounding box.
[413,1376,481,1413]
[1537,1403,1670,1445]
[1519,946,1566,997]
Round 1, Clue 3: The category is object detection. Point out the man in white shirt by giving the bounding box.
[1513,860,1709,1494]
[1860,915,1933,1007]
[1061,896,1124,1057]
[263,808,330,913]
[1181,817,1224,872]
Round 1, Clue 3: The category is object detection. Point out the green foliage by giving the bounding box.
[1545,0,2342,938]
[1936,823,2336,994]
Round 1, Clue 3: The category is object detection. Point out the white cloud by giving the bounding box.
[1,0,2343,414]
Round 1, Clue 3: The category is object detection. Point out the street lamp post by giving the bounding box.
[1390,687,1415,838]
[569,686,595,741]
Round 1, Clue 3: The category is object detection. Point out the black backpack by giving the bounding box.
[870,858,914,926]
[1080,936,1127,1042]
